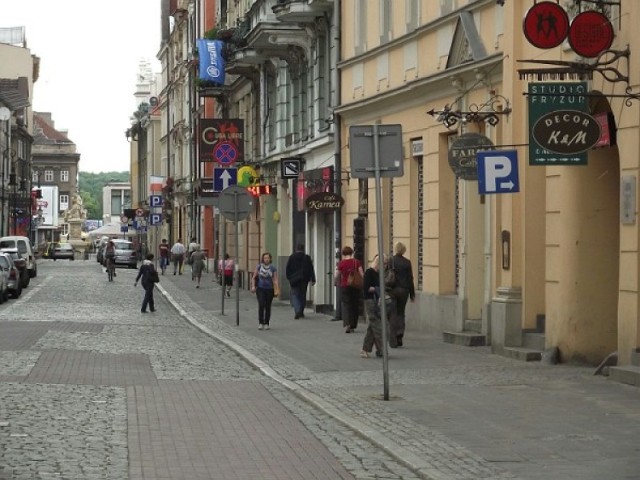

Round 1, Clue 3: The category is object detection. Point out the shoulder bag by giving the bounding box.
[384,257,396,288]
[347,260,363,289]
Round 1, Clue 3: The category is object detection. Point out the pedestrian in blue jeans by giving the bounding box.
[285,244,316,319]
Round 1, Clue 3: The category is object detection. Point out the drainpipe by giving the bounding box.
[332,0,342,321]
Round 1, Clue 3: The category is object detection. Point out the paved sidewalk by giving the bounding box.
[157,270,640,480]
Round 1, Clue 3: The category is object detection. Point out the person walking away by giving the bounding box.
[189,245,206,288]
[251,252,279,330]
[219,254,234,297]
[158,238,170,275]
[187,237,198,279]
[170,238,186,275]
[360,254,385,358]
[336,246,364,333]
[388,242,415,347]
[285,244,316,319]
[104,240,116,277]
[134,253,158,313]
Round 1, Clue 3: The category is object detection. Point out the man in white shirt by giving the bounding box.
[170,238,186,275]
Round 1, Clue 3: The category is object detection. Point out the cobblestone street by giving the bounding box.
[0,260,639,479]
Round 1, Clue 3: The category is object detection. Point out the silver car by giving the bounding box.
[0,252,21,299]
[0,254,9,303]
[112,240,138,269]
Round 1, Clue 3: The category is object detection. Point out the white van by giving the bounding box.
[0,236,37,278]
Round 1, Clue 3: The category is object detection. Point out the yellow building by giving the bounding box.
[337,0,639,372]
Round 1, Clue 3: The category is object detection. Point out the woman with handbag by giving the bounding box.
[250,252,279,330]
[336,246,364,333]
[189,245,207,289]
[134,253,159,313]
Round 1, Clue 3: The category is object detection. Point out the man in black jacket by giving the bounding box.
[285,244,316,319]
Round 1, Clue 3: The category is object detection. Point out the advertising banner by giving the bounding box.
[197,39,225,85]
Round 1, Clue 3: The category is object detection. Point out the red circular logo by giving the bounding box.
[569,10,614,58]
[523,1,569,49]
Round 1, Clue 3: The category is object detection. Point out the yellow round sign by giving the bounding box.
[237,165,258,186]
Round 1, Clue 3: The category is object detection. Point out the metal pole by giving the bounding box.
[234,192,240,327]
[373,124,390,401]
[221,217,227,315]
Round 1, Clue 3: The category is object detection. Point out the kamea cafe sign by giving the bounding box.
[305,192,344,212]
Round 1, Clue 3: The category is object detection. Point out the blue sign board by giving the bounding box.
[120,225,129,233]
[150,195,163,208]
[477,150,520,195]
[214,167,237,191]
[197,39,225,85]
[150,213,162,226]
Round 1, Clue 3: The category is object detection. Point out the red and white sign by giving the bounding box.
[569,10,614,58]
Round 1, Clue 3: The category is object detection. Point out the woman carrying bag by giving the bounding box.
[336,246,364,333]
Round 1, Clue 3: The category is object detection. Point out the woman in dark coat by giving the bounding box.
[134,253,158,313]
[388,242,415,347]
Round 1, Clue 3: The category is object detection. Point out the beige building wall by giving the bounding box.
[339,0,640,366]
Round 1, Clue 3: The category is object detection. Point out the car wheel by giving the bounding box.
[0,287,4,304]
[11,287,21,299]
[2,288,7,303]
[30,267,37,278]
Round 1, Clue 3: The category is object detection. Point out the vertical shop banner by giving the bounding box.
[528,82,588,165]
[197,39,225,85]
[199,119,244,164]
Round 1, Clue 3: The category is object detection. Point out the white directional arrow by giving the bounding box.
[501,180,515,190]
[220,169,233,190]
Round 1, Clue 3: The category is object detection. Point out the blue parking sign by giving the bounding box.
[477,150,520,195]
[150,213,163,226]
[150,195,163,207]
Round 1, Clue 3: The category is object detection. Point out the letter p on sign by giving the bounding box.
[477,150,520,195]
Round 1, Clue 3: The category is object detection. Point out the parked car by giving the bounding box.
[0,252,22,298]
[0,255,9,304]
[111,239,137,269]
[0,236,37,278]
[0,248,30,288]
[50,243,75,261]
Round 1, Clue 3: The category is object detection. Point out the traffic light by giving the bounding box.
[35,189,42,199]
[353,217,365,265]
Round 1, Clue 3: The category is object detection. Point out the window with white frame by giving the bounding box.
[59,194,69,210]
[44,170,54,182]
[380,0,392,44]
[406,0,420,32]
[60,170,69,182]
[440,0,457,15]
[355,0,368,54]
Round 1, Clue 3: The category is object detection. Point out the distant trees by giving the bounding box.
[78,171,130,220]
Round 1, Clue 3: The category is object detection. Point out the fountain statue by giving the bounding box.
[64,192,88,259]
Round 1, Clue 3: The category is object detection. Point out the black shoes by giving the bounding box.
[294,314,300,319]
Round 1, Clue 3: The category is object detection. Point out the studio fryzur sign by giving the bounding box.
[305,192,344,212]
[532,110,601,155]
[448,133,494,181]
[528,82,588,165]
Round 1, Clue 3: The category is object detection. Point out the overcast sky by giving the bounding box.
[2,0,162,174]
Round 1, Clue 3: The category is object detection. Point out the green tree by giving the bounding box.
[78,171,130,220]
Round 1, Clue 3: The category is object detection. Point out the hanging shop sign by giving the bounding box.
[568,10,614,58]
[528,82,588,165]
[532,110,601,155]
[523,1,570,49]
[199,119,244,164]
[448,133,494,181]
[305,192,344,212]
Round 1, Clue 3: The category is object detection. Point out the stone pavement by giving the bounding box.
[158,267,640,480]
[0,261,639,479]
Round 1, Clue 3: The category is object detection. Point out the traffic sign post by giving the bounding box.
[477,150,520,195]
[218,185,254,326]
[348,124,405,401]
[214,167,237,191]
